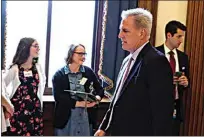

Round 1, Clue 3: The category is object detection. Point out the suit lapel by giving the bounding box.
[176,49,183,72]
[158,44,165,54]
[117,42,152,99]
[115,57,129,88]
[112,57,129,100]
[123,58,143,90]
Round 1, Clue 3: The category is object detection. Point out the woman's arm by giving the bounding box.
[3,66,16,87]
[52,71,77,108]
[1,95,14,118]
[91,70,104,100]
[1,75,14,117]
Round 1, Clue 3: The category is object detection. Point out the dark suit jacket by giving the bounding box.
[52,65,104,129]
[156,44,189,121]
[99,42,174,136]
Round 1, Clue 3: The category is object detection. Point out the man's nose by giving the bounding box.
[118,31,122,38]
[180,37,184,43]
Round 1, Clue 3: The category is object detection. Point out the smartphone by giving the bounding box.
[174,71,182,77]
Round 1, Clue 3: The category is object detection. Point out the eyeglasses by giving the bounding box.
[32,45,40,49]
[73,52,87,56]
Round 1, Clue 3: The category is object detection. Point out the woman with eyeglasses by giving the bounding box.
[52,44,104,136]
[2,37,46,136]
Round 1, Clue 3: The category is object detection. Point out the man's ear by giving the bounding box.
[167,32,172,38]
[140,28,147,39]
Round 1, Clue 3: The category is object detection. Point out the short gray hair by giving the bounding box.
[121,8,153,37]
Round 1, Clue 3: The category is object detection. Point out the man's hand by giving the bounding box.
[173,76,179,85]
[178,75,188,87]
[94,129,106,136]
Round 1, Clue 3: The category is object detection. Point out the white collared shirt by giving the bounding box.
[163,44,180,72]
[129,41,148,72]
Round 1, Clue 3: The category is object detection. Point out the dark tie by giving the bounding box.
[123,57,133,83]
[169,51,178,99]
[169,51,176,74]
[114,57,133,98]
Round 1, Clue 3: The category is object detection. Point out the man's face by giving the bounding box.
[167,28,185,49]
[118,16,143,53]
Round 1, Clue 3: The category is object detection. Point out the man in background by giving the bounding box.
[156,20,189,136]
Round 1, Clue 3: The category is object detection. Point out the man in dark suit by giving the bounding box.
[94,8,174,136]
[156,20,189,136]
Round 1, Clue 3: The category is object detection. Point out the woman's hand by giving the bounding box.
[4,103,14,117]
[4,110,12,119]
[75,101,96,108]
[2,95,14,117]
[94,129,106,136]
[95,95,101,101]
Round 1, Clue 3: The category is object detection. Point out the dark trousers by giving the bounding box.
[172,119,181,136]
[172,99,181,136]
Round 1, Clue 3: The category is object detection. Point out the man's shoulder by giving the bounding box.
[146,45,165,58]
[176,49,188,57]
[155,44,164,51]
[143,46,167,65]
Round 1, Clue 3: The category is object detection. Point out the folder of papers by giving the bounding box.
[64,90,98,102]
